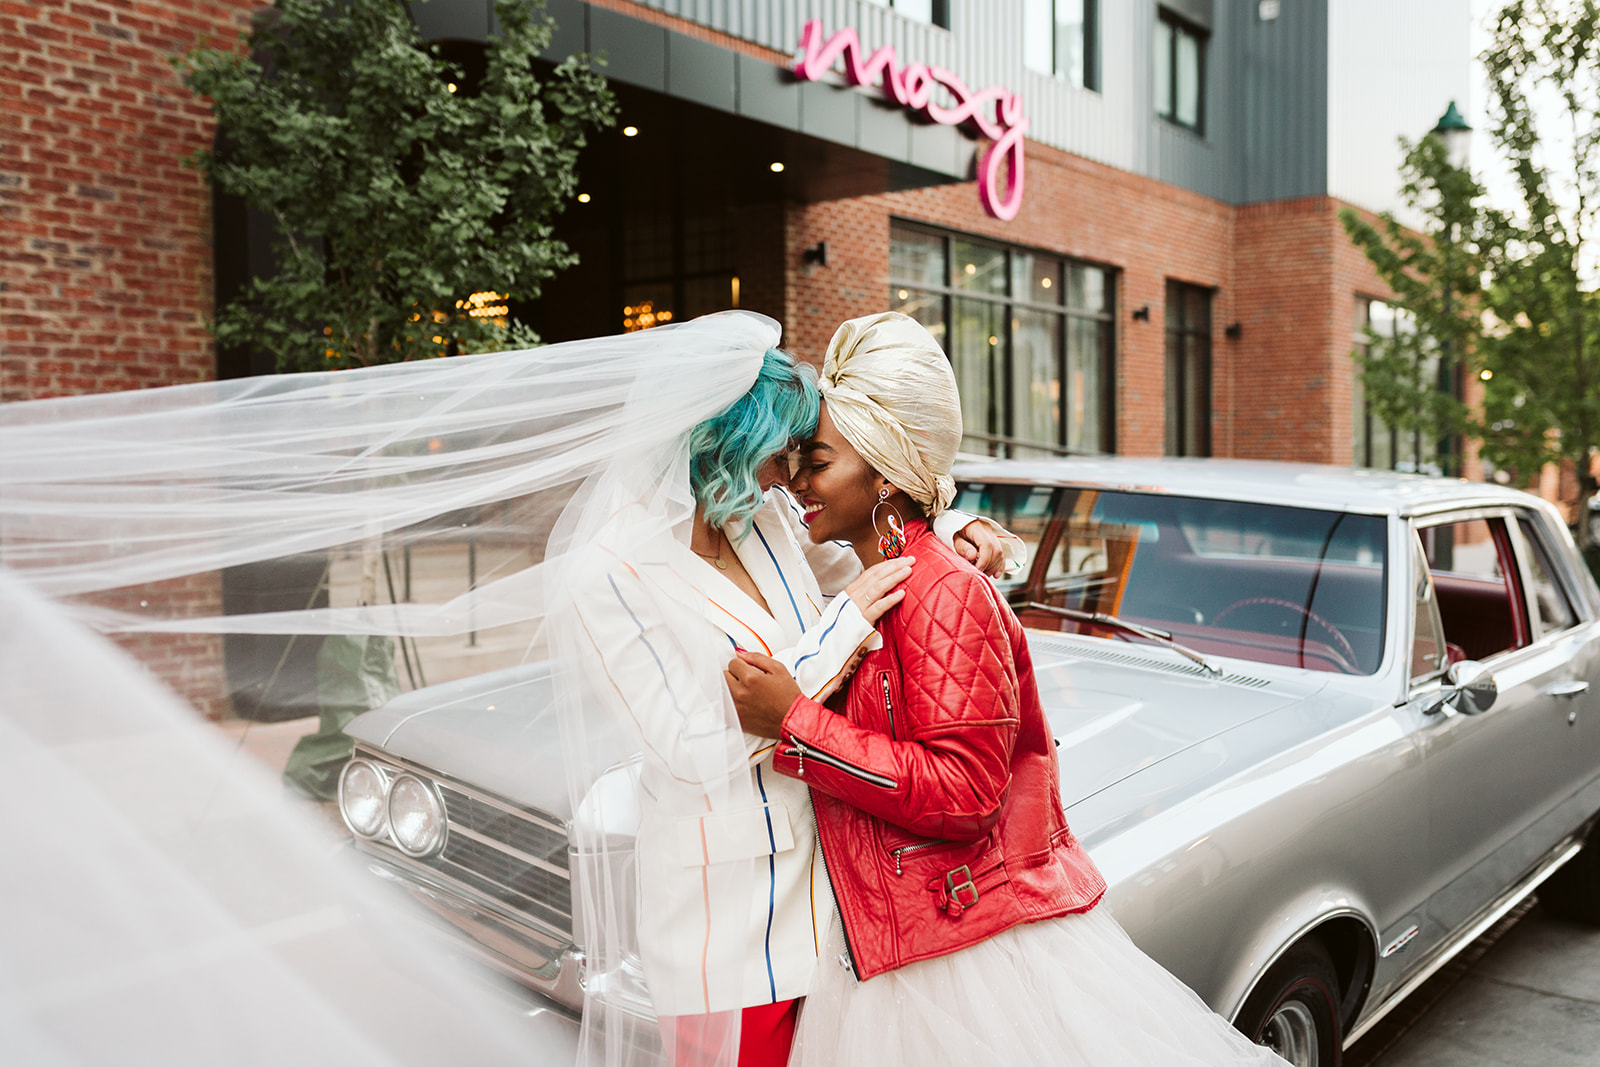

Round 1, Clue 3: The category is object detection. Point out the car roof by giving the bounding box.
[950,456,1546,518]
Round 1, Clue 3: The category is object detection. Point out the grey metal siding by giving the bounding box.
[616,0,1338,205]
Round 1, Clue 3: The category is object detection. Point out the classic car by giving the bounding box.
[338,458,1600,1066]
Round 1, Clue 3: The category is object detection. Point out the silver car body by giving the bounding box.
[343,459,1600,1048]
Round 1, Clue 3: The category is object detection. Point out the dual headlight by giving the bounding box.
[338,759,447,858]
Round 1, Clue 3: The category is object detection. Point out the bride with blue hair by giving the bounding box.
[0,311,1015,1067]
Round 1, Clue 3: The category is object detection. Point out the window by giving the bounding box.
[862,0,950,28]
[1154,8,1206,133]
[1165,280,1211,457]
[1410,533,1448,683]
[1418,517,1528,662]
[1024,0,1099,90]
[1352,298,1445,474]
[1516,515,1579,635]
[890,222,1115,457]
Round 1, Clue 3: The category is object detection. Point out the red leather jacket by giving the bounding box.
[773,522,1105,981]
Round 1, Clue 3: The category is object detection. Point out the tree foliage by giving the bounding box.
[1340,0,1600,528]
[179,0,615,371]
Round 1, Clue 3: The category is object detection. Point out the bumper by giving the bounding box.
[354,840,588,1015]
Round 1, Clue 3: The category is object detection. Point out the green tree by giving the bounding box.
[179,0,614,371]
[1341,0,1600,541]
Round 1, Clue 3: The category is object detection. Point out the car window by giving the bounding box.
[1516,515,1578,635]
[952,483,1060,587]
[1416,517,1526,661]
[956,483,1389,675]
[1410,532,1447,683]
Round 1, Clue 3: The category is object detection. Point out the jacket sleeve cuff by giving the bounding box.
[772,594,875,701]
[931,509,1028,576]
[771,694,828,779]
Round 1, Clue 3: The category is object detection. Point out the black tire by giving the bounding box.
[1235,940,1342,1067]
[1543,823,1600,924]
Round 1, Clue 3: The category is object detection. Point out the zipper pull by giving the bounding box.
[894,848,903,876]
[795,742,804,777]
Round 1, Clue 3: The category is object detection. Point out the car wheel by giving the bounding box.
[1235,940,1342,1067]
[1543,823,1600,924]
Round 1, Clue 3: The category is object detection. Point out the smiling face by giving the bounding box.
[791,403,889,548]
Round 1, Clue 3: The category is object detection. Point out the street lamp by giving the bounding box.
[1432,100,1473,169]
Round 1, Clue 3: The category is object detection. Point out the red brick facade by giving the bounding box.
[2,0,249,715]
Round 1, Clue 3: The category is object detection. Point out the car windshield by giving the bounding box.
[955,482,1389,675]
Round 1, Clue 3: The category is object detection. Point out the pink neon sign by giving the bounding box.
[793,19,1029,221]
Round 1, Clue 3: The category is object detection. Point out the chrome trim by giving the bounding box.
[1379,925,1419,958]
[387,772,449,859]
[1343,837,1585,1048]
[447,821,569,879]
[338,759,392,841]
[351,743,567,837]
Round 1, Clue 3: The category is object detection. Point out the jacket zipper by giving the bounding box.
[812,805,860,980]
[782,738,898,789]
[880,672,896,739]
[890,839,952,877]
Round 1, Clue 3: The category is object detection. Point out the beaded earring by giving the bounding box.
[872,486,906,559]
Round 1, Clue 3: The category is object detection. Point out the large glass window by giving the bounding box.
[1165,279,1211,456]
[1154,8,1206,133]
[890,221,1115,457]
[862,0,950,28]
[1352,297,1445,474]
[1024,0,1099,91]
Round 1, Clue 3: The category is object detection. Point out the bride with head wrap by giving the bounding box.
[725,312,1293,1066]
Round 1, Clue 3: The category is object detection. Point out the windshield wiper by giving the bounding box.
[1021,603,1222,676]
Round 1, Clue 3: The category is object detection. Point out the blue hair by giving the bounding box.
[690,348,820,534]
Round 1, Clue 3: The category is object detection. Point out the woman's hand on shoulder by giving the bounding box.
[725,651,802,739]
[843,556,913,625]
[954,520,1006,577]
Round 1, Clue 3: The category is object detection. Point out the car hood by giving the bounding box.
[1026,632,1326,808]
[344,660,581,819]
[347,634,1327,824]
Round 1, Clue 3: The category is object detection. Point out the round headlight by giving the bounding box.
[339,760,389,839]
[387,773,446,857]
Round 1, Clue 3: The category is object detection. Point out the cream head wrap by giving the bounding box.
[819,311,963,518]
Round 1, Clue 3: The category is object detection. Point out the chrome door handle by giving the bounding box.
[1544,680,1590,698]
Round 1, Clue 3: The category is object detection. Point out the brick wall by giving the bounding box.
[1,0,252,717]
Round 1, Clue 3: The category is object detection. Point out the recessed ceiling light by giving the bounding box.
[623,125,638,137]
[1041,277,1052,288]
[770,161,785,173]
[898,289,909,300]
[447,83,457,93]
[965,263,977,274]
[577,193,590,203]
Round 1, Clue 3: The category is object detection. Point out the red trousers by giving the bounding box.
[662,999,800,1067]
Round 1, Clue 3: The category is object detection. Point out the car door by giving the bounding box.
[1411,510,1586,939]
[1508,510,1600,812]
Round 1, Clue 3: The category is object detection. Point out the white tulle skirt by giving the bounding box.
[789,906,1290,1067]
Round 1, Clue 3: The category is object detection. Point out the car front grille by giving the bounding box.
[353,747,573,940]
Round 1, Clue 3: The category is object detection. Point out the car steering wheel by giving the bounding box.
[1212,596,1360,672]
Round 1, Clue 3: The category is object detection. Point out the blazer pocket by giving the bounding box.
[674,801,796,867]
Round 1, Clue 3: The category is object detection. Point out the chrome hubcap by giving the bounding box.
[1260,1001,1319,1067]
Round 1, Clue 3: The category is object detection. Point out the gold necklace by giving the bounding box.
[693,525,729,570]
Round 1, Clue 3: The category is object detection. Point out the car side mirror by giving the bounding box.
[1424,659,1498,716]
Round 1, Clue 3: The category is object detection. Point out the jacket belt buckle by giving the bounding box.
[944,864,979,910]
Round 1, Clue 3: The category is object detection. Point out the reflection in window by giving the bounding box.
[890,221,1114,458]
[1517,515,1578,634]
[1024,0,1099,90]
[1410,534,1447,682]
[1154,8,1206,133]
[952,483,1390,674]
[1418,518,1524,662]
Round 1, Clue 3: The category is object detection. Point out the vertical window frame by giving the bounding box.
[1165,278,1213,457]
[1155,7,1207,136]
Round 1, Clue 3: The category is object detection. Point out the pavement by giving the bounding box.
[1346,898,1600,1066]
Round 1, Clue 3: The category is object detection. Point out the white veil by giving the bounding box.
[0,310,781,1066]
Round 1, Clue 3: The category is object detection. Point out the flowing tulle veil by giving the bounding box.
[0,310,780,1066]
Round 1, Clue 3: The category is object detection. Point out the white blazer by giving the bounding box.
[569,489,1019,1015]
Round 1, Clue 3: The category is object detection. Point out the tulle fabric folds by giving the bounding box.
[791,907,1290,1067]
